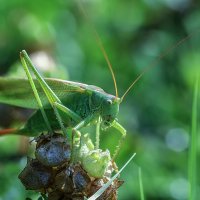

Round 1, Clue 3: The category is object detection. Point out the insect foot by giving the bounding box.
[19,132,123,200]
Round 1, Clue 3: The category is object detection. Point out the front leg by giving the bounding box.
[68,114,96,146]
[110,120,127,160]
[74,114,96,130]
[53,102,83,140]
[95,117,101,149]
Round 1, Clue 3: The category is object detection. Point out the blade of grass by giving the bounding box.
[188,77,199,200]
[87,153,136,200]
[139,167,145,200]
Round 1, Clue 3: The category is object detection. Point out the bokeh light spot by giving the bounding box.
[165,128,189,152]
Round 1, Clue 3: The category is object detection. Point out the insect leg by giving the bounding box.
[95,117,101,149]
[67,114,96,161]
[20,51,60,104]
[20,50,67,136]
[53,102,83,147]
[65,114,96,144]
[20,52,52,133]
[111,120,126,160]
[53,102,95,161]
[53,102,82,122]
[74,114,95,130]
[72,114,95,144]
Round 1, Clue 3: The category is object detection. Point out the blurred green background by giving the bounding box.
[0,0,200,199]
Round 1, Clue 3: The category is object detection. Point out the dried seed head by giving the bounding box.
[89,179,124,200]
[18,158,53,190]
[19,133,123,199]
[35,133,71,167]
[73,165,91,192]
[48,190,72,200]
[54,167,74,194]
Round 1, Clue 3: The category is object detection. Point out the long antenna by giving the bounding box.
[77,2,118,97]
[121,30,200,102]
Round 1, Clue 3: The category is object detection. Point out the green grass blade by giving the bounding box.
[139,167,145,200]
[87,153,136,200]
[188,77,199,200]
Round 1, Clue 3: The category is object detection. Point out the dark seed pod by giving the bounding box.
[18,158,53,190]
[89,179,124,200]
[73,165,91,192]
[71,193,85,200]
[35,133,71,167]
[101,179,124,200]
[54,167,74,194]
[48,191,82,200]
[19,133,123,199]
[48,190,65,200]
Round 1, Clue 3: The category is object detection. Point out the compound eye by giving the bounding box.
[107,100,112,105]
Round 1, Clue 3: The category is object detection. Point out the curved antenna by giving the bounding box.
[93,28,119,97]
[121,30,200,102]
[78,2,118,97]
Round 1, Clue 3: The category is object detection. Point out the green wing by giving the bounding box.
[17,108,74,136]
[0,77,86,109]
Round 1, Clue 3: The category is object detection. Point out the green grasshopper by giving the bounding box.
[0,50,128,158]
[0,30,194,159]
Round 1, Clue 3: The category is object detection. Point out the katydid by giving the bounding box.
[0,50,126,158]
[0,32,196,159]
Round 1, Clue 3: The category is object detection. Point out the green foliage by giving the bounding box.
[0,0,200,199]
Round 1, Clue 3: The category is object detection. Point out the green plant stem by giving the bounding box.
[139,167,145,200]
[188,77,199,200]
